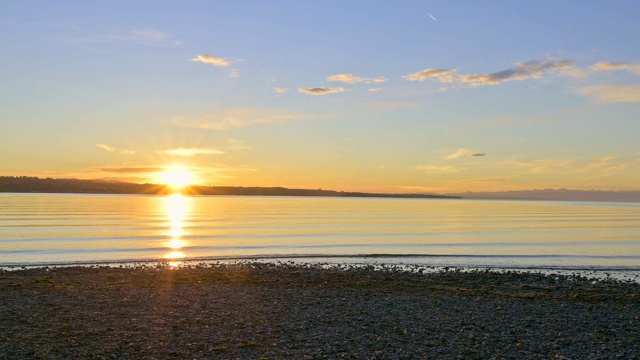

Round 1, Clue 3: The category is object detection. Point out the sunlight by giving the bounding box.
[159,166,193,190]
[163,194,190,264]
[163,250,186,268]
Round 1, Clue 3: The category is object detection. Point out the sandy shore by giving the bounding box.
[1,263,639,359]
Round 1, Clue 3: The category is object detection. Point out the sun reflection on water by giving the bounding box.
[163,194,189,266]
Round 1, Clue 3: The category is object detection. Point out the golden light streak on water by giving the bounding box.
[163,194,189,263]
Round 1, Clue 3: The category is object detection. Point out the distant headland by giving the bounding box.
[2,176,639,202]
[0,176,458,200]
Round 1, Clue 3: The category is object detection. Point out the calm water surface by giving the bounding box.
[1,193,639,273]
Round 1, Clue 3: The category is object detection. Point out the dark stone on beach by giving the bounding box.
[0,263,639,359]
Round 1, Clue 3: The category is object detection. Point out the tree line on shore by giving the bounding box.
[0,176,457,199]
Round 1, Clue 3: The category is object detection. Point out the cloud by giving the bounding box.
[156,147,224,157]
[403,68,457,82]
[403,60,574,87]
[173,108,325,130]
[459,60,574,86]
[371,102,419,111]
[579,84,640,103]
[327,74,388,84]
[369,88,382,92]
[227,138,251,150]
[499,156,634,180]
[99,167,164,173]
[501,158,575,174]
[446,148,484,159]
[96,144,135,155]
[77,28,181,47]
[191,54,230,67]
[413,165,459,173]
[274,87,288,94]
[298,87,345,95]
[590,62,640,75]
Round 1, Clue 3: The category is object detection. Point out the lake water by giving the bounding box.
[1,193,639,276]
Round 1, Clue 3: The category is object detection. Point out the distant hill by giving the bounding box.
[447,189,640,202]
[0,176,457,199]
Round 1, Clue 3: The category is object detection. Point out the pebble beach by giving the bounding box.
[1,263,639,359]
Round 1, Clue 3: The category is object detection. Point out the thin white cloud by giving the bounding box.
[403,68,457,82]
[327,74,365,84]
[78,28,181,47]
[156,147,224,157]
[371,102,419,111]
[446,148,484,159]
[370,76,388,83]
[403,60,574,87]
[173,108,325,130]
[227,138,251,150]
[500,158,576,174]
[590,62,640,75]
[327,74,388,84]
[274,87,288,94]
[369,88,382,92]
[413,165,459,173]
[579,84,640,103]
[191,54,230,67]
[298,87,345,95]
[96,144,135,155]
[498,156,635,181]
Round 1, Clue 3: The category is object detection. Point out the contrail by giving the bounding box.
[426,11,438,22]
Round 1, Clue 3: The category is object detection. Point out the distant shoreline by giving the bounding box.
[0,176,458,200]
[3,176,640,202]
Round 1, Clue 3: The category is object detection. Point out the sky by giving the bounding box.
[1,1,640,194]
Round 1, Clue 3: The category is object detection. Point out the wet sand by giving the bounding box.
[1,263,639,359]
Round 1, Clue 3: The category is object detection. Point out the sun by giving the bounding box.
[159,166,193,189]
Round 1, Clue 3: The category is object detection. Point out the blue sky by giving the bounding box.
[1,1,640,193]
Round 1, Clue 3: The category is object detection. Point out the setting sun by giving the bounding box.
[159,166,193,189]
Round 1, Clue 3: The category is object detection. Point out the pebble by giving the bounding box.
[1,263,639,358]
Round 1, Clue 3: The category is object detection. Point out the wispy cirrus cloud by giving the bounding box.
[404,60,574,87]
[99,167,163,173]
[77,28,181,47]
[191,54,230,67]
[590,61,640,75]
[413,165,459,173]
[579,84,640,103]
[498,155,635,180]
[402,68,457,82]
[446,148,485,159]
[371,102,419,111]
[96,144,135,155]
[173,107,325,130]
[327,74,388,84]
[227,138,251,150]
[502,158,575,174]
[156,147,225,157]
[273,87,288,94]
[298,87,345,95]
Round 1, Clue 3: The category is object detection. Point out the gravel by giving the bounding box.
[1,262,639,359]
